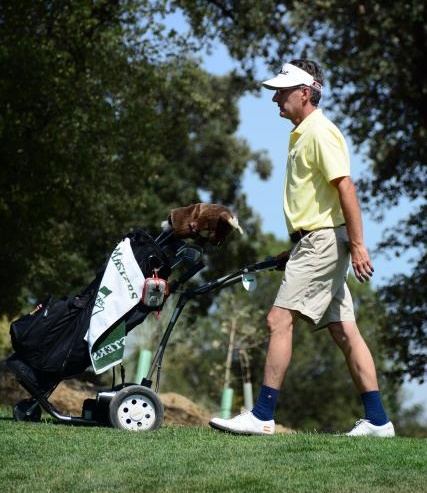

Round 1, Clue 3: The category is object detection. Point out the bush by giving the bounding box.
[0,315,12,360]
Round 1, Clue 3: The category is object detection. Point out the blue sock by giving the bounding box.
[361,391,388,426]
[251,385,280,421]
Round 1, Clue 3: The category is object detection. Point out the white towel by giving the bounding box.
[85,238,145,374]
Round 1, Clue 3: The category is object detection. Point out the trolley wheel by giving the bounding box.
[13,398,42,422]
[108,385,164,431]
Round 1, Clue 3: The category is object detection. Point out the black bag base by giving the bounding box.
[6,353,61,399]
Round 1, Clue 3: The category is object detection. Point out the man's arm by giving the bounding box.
[331,176,374,283]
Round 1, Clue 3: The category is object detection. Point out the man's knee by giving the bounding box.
[266,306,295,334]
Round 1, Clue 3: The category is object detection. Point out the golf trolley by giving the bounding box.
[7,229,282,432]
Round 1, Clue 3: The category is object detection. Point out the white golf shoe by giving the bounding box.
[346,419,395,437]
[209,411,275,435]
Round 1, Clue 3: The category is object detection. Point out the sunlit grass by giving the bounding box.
[1,408,426,493]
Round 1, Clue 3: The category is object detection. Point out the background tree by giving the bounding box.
[0,0,270,315]
[169,0,426,382]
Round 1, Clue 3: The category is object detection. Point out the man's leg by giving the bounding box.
[328,321,394,436]
[250,306,297,421]
[328,320,379,392]
[209,306,297,434]
[263,306,297,388]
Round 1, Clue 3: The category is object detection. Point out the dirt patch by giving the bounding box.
[0,361,294,433]
[160,392,211,426]
[0,361,214,426]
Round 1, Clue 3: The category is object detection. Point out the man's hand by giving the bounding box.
[331,176,374,283]
[350,244,374,283]
[275,250,290,271]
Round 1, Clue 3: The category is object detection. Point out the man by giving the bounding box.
[209,59,395,437]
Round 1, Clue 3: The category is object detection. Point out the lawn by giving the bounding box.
[0,408,426,493]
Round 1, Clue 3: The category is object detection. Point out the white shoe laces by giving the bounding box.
[353,419,369,428]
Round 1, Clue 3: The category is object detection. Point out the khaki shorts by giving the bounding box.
[274,225,355,328]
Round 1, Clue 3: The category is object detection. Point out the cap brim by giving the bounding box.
[262,63,316,90]
[262,74,307,90]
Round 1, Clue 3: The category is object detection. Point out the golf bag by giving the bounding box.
[8,228,172,387]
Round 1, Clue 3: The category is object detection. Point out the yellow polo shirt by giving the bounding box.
[284,108,349,233]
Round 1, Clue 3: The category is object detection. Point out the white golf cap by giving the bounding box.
[262,63,322,91]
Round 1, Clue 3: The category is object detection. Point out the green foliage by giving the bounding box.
[0,315,12,359]
[0,416,426,492]
[0,0,271,315]
[377,268,427,384]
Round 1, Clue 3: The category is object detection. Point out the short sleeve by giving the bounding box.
[312,126,350,182]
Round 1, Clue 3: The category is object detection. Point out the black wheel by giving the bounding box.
[13,399,42,422]
[109,385,164,431]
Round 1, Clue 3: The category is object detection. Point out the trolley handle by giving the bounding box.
[190,256,284,296]
[242,256,281,273]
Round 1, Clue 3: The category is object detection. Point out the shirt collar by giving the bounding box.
[291,108,322,135]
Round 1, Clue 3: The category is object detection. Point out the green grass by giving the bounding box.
[1,408,426,493]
